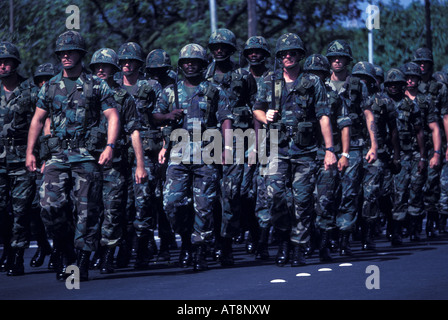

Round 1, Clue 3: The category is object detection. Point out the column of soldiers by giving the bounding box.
[1,28,448,281]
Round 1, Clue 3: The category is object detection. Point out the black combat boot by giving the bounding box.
[275,232,290,267]
[193,243,208,272]
[157,237,171,262]
[7,248,25,276]
[55,240,76,281]
[0,242,12,272]
[426,211,438,239]
[30,238,52,268]
[391,220,403,246]
[77,250,91,281]
[339,231,353,256]
[219,237,234,267]
[179,233,193,268]
[319,229,333,262]
[90,246,104,270]
[361,219,376,251]
[100,247,116,274]
[134,235,150,270]
[255,227,270,260]
[409,215,421,242]
[290,243,306,267]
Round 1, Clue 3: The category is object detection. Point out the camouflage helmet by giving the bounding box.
[303,54,330,76]
[275,33,306,58]
[208,28,237,51]
[146,49,172,69]
[0,41,21,64]
[351,61,377,83]
[373,64,384,81]
[178,43,208,64]
[243,36,271,57]
[412,47,433,63]
[55,30,87,54]
[117,42,145,63]
[326,39,353,61]
[442,64,448,77]
[384,68,407,84]
[89,48,120,71]
[401,62,422,78]
[34,62,55,78]
[433,71,448,85]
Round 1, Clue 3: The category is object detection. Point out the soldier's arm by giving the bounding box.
[130,130,148,184]
[363,108,378,163]
[319,115,337,170]
[338,126,350,173]
[26,107,48,172]
[428,121,442,168]
[98,107,120,166]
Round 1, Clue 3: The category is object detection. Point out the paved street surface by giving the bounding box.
[1,230,448,304]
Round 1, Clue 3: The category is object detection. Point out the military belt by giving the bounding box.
[59,138,86,149]
[0,138,28,147]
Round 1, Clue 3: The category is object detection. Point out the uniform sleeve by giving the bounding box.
[216,86,234,123]
[98,78,118,112]
[36,82,49,112]
[438,82,448,116]
[313,77,330,119]
[253,75,270,112]
[154,86,173,114]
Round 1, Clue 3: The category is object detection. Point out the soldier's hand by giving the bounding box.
[168,109,184,122]
[135,166,148,184]
[266,110,278,123]
[418,159,427,174]
[365,148,377,164]
[98,147,113,166]
[158,148,167,164]
[26,153,37,172]
[324,150,337,171]
[337,156,349,174]
[430,153,441,169]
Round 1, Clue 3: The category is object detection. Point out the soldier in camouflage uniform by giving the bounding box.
[205,28,257,266]
[383,66,425,245]
[145,48,177,262]
[253,33,337,267]
[115,42,163,269]
[325,40,378,256]
[0,41,39,276]
[28,63,56,270]
[412,48,446,238]
[89,48,147,273]
[26,31,120,281]
[351,62,400,250]
[401,61,442,241]
[303,53,351,261]
[155,43,233,271]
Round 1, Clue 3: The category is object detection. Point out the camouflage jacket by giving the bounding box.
[154,79,233,163]
[205,60,257,129]
[0,76,39,165]
[36,70,118,163]
[254,70,330,158]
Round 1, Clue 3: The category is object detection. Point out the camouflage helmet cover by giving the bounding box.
[243,36,271,57]
[412,47,433,63]
[384,68,407,84]
[208,28,237,51]
[89,48,120,70]
[55,30,87,54]
[0,41,21,64]
[178,43,208,64]
[433,71,448,85]
[326,39,353,61]
[146,49,172,69]
[351,61,377,83]
[117,42,145,63]
[401,62,422,78]
[373,64,384,80]
[303,54,330,75]
[275,33,306,57]
[34,62,55,78]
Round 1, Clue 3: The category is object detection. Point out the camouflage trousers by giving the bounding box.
[392,152,426,221]
[337,149,363,231]
[40,158,103,252]
[220,163,256,238]
[99,160,127,247]
[265,155,317,245]
[254,164,272,229]
[0,163,36,248]
[314,159,339,231]
[423,153,441,215]
[163,162,220,244]
[439,159,448,216]
[360,153,385,222]
[132,154,159,238]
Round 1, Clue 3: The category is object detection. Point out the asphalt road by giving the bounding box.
[1,229,448,305]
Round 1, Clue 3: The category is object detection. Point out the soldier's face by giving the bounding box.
[0,58,16,77]
[210,43,233,61]
[385,82,404,95]
[181,59,201,76]
[417,61,432,75]
[94,63,114,80]
[329,56,349,72]
[245,49,266,65]
[58,50,82,69]
[120,59,141,75]
[279,50,300,69]
[406,75,420,88]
